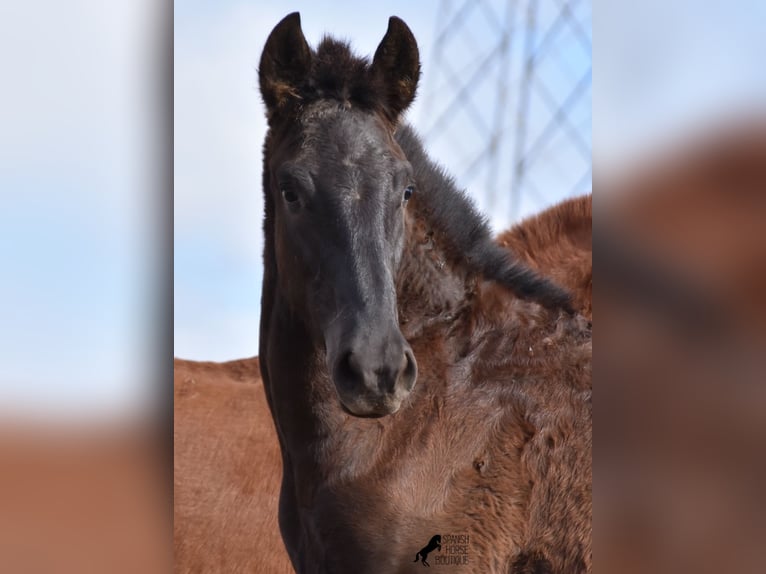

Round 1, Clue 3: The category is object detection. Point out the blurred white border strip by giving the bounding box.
[594,0,766,176]
[0,0,170,421]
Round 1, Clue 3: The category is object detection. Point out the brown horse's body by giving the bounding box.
[262,226,591,573]
[173,358,292,574]
[173,117,765,574]
[499,194,592,319]
[172,192,594,573]
[598,124,766,573]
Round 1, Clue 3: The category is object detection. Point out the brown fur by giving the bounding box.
[597,123,766,573]
[498,195,592,320]
[0,429,167,574]
[262,211,592,573]
[173,357,292,574]
[603,125,766,332]
[172,191,593,573]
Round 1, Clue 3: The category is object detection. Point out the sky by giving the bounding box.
[594,0,766,171]
[2,0,765,417]
[1,0,162,419]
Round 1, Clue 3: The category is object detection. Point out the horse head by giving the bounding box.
[259,13,420,417]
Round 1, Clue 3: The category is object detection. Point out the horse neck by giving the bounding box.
[259,185,385,488]
[396,210,479,339]
[260,211,481,489]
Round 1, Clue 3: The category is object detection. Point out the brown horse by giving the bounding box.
[499,194,592,320]
[597,123,766,573]
[173,358,292,574]
[258,13,591,574]
[172,192,594,573]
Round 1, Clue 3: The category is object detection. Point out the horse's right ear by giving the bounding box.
[259,12,312,114]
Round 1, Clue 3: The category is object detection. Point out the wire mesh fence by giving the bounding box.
[418,0,591,229]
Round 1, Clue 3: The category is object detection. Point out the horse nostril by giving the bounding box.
[332,342,417,398]
[400,348,417,391]
[334,350,362,392]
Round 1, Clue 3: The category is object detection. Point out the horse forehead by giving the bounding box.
[301,107,395,163]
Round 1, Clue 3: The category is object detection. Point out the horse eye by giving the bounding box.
[281,188,299,204]
[403,185,414,202]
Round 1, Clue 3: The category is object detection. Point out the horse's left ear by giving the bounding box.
[259,12,312,115]
[371,17,420,120]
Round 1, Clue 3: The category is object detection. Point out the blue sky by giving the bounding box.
[2,1,765,416]
[1,0,159,418]
[595,0,766,169]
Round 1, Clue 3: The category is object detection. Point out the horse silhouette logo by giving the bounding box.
[414,534,442,567]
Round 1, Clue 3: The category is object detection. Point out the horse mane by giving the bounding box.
[395,125,574,313]
[273,37,411,123]
[498,194,592,318]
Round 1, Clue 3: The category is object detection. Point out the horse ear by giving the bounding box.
[371,17,420,119]
[259,12,312,114]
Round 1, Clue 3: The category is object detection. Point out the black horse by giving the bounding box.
[257,12,591,574]
[414,535,442,567]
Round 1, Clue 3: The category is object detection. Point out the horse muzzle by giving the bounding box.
[326,325,417,417]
